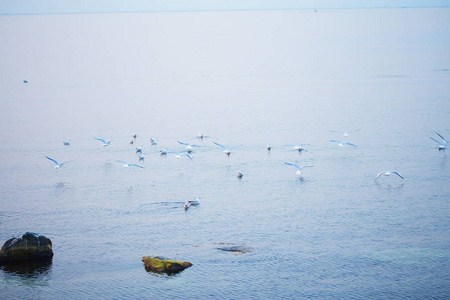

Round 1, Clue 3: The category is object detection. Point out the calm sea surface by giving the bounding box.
[0,7,449,299]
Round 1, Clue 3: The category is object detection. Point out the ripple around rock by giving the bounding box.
[142,256,192,274]
[0,232,54,263]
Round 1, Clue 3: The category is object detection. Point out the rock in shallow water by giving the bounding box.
[142,256,192,274]
[0,232,54,263]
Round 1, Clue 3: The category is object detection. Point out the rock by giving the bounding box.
[142,256,192,274]
[0,232,54,263]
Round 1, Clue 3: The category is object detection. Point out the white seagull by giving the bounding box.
[160,148,168,155]
[117,160,144,168]
[45,156,73,169]
[178,141,202,153]
[329,140,357,147]
[284,144,310,152]
[150,138,157,146]
[94,138,112,147]
[63,140,70,146]
[139,154,145,161]
[168,151,193,160]
[430,132,447,151]
[136,145,143,154]
[285,162,314,177]
[375,171,404,180]
[266,144,272,151]
[213,142,234,156]
[184,201,189,210]
[237,171,243,179]
[330,129,361,137]
[189,197,201,206]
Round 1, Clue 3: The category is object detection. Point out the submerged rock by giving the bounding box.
[0,232,53,263]
[216,243,253,253]
[142,256,192,274]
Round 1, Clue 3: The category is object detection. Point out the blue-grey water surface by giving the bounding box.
[0,7,449,299]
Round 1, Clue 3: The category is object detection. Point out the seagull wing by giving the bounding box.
[213,142,227,149]
[345,142,358,147]
[129,164,144,168]
[374,172,384,180]
[302,165,314,169]
[285,162,301,170]
[60,160,73,166]
[329,140,341,143]
[348,129,362,133]
[330,130,344,133]
[435,132,447,144]
[430,137,444,146]
[392,171,404,179]
[45,156,60,166]
[94,137,107,144]
[178,141,189,146]
[117,160,127,164]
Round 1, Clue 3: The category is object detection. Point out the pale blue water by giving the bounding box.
[0,7,449,299]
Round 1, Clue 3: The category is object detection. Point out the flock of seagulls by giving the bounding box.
[45,130,447,207]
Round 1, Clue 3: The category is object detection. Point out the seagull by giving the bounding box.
[45,156,73,169]
[178,141,202,153]
[136,145,143,154]
[94,138,112,147]
[329,140,357,147]
[375,171,404,180]
[139,154,145,161]
[63,140,70,146]
[129,140,134,145]
[160,148,168,155]
[197,133,204,139]
[184,201,189,210]
[23,79,28,83]
[285,162,314,177]
[237,171,243,179]
[189,197,201,206]
[150,138,157,146]
[430,132,447,151]
[266,144,272,151]
[213,142,234,156]
[168,151,193,159]
[284,144,310,152]
[117,160,144,168]
[330,129,361,137]
[132,134,137,139]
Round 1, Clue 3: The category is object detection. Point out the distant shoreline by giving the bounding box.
[1,6,450,16]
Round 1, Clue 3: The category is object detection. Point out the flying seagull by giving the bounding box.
[375,171,404,180]
[63,140,70,146]
[45,156,73,169]
[285,162,314,177]
[178,141,202,153]
[284,144,310,152]
[94,137,112,147]
[330,129,361,137]
[117,160,144,168]
[213,142,234,156]
[168,151,193,159]
[329,140,357,147]
[430,132,447,151]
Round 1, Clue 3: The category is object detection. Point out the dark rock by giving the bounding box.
[142,256,192,274]
[217,244,252,253]
[0,232,54,263]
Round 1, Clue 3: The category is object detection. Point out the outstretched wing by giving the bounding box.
[329,140,341,143]
[345,142,358,147]
[45,156,59,165]
[178,141,189,146]
[94,137,107,144]
[374,172,384,180]
[129,164,144,168]
[430,137,444,146]
[392,171,404,179]
[60,160,73,166]
[285,162,301,170]
[435,132,447,144]
[213,142,227,149]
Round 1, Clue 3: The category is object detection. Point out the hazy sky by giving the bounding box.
[1,0,449,14]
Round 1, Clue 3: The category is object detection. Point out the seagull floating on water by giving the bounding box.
[63,140,70,146]
[189,197,201,206]
[266,144,272,151]
[132,134,137,139]
[184,201,189,210]
[430,132,447,151]
[284,144,310,152]
[178,141,202,153]
[375,171,404,180]
[237,171,243,179]
[168,151,193,159]
[46,156,73,169]
[160,148,168,155]
[330,129,361,137]
[139,154,145,161]
[136,145,143,154]
[117,160,144,168]
[94,138,112,147]
[129,140,134,145]
[213,142,234,156]
[285,162,314,177]
[150,138,157,146]
[329,140,357,147]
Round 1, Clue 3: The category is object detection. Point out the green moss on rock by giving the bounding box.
[142,256,192,274]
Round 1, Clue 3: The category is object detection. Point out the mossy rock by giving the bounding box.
[142,256,192,274]
[0,232,53,263]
